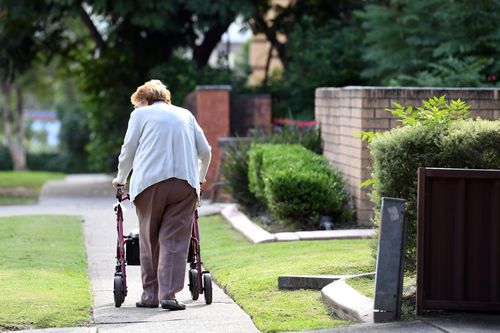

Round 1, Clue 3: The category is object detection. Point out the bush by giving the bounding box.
[221,126,323,211]
[27,153,67,172]
[248,144,350,229]
[370,119,500,272]
[0,145,13,170]
[220,139,260,210]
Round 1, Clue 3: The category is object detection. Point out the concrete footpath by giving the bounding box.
[2,175,258,333]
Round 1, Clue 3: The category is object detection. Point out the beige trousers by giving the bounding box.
[134,178,197,304]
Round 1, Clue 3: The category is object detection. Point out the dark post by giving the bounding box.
[373,197,407,323]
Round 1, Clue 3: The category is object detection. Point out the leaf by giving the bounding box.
[359,178,375,188]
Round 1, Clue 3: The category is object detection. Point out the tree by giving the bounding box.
[357,0,500,86]
[0,0,68,170]
[248,0,365,83]
[0,0,257,171]
[70,0,256,170]
[269,16,364,119]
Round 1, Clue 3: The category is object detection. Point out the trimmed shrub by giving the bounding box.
[248,144,351,228]
[222,126,322,211]
[370,119,500,271]
[220,139,260,210]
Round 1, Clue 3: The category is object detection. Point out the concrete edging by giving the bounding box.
[220,204,375,244]
[321,278,374,323]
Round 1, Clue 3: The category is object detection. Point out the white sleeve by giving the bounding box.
[194,117,211,183]
[113,111,141,185]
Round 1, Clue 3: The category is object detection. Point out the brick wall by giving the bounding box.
[185,86,272,198]
[315,86,500,226]
[230,94,272,136]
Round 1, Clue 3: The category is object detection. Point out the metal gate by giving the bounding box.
[417,167,500,314]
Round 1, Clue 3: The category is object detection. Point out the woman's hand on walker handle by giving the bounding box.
[200,181,207,195]
[112,179,125,189]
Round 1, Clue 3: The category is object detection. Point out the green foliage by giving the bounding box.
[248,144,350,228]
[268,16,364,119]
[386,95,470,126]
[395,57,492,87]
[370,119,500,272]
[355,130,380,144]
[57,103,91,173]
[221,139,260,210]
[149,56,248,107]
[26,153,66,172]
[256,126,323,154]
[0,145,13,170]
[221,126,323,211]
[357,0,500,86]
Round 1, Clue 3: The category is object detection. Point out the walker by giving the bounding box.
[112,188,213,306]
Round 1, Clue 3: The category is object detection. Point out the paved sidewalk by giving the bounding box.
[4,175,258,333]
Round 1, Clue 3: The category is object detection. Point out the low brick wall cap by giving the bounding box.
[195,85,232,91]
[337,85,500,91]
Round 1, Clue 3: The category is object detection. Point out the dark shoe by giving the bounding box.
[161,299,186,311]
[136,301,159,308]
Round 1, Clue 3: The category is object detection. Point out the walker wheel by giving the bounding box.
[114,275,125,307]
[189,269,199,300]
[203,273,213,305]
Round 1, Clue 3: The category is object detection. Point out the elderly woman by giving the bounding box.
[112,79,211,311]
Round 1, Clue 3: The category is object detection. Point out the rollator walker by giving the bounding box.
[112,188,212,307]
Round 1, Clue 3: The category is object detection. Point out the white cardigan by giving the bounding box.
[113,102,211,201]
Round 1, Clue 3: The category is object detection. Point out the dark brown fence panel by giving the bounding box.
[417,168,500,314]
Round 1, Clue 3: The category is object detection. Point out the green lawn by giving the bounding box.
[199,215,374,332]
[0,171,64,205]
[0,215,92,330]
[0,171,64,189]
[345,275,375,298]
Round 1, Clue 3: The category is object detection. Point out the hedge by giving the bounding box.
[248,144,350,228]
[370,119,500,271]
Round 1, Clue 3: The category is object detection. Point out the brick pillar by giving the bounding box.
[194,85,231,195]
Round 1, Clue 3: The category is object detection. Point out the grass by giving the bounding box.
[199,215,374,332]
[345,274,418,320]
[0,171,64,205]
[0,215,93,330]
[0,196,37,205]
[0,171,64,189]
[345,275,375,298]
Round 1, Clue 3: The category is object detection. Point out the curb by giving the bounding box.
[321,279,374,323]
[278,272,375,291]
[14,327,97,333]
[220,204,375,244]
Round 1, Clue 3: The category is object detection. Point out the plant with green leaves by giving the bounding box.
[364,97,500,272]
[248,144,351,229]
[221,126,322,212]
[356,0,500,86]
[386,95,470,126]
[357,95,471,186]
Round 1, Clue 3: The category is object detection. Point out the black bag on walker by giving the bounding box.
[126,229,140,265]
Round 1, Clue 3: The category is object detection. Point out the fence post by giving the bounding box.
[373,197,407,323]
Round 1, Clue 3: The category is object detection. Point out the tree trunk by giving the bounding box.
[262,44,274,87]
[193,23,232,69]
[1,81,27,170]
